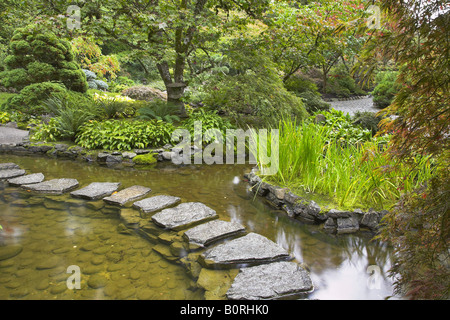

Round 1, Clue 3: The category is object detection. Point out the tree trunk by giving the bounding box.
[322,65,328,94]
[157,61,187,117]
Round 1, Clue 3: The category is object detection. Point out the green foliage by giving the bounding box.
[41,94,95,141]
[133,153,158,165]
[381,166,449,299]
[30,118,62,142]
[95,97,131,119]
[0,25,87,93]
[0,92,16,108]
[137,100,181,124]
[285,73,331,114]
[108,76,135,93]
[326,64,366,98]
[182,108,235,144]
[352,111,382,135]
[372,71,401,108]
[76,120,175,151]
[311,109,373,145]
[357,0,449,299]
[201,49,307,127]
[3,82,67,116]
[251,118,434,209]
[71,37,120,80]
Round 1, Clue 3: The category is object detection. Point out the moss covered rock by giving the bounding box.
[133,153,158,165]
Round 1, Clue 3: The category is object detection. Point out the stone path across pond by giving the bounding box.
[0,162,314,300]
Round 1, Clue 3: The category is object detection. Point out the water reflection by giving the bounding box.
[0,154,399,300]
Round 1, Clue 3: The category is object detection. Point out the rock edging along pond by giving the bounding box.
[0,162,314,300]
[245,168,388,235]
[0,140,184,166]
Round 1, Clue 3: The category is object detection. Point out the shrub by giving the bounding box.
[39,93,96,140]
[310,109,373,145]
[83,69,109,91]
[182,108,235,144]
[76,120,175,150]
[0,25,87,93]
[298,91,331,114]
[108,76,135,93]
[326,64,366,98]
[137,100,181,123]
[285,73,331,114]
[372,71,401,109]
[3,82,67,116]
[352,111,382,135]
[200,49,308,127]
[30,118,62,142]
[91,92,136,119]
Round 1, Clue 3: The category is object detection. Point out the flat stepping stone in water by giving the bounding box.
[7,173,45,186]
[22,179,79,194]
[133,195,181,214]
[151,202,218,231]
[226,261,314,300]
[200,233,291,268]
[183,220,246,249]
[103,185,152,206]
[0,169,26,180]
[0,163,20,170]
[70,182,121,200]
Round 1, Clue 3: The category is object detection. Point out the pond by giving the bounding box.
[0,154,399,300]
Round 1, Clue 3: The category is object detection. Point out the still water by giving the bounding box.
[0,154,399,300]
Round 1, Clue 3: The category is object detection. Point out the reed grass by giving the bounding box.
[251,118,435,210]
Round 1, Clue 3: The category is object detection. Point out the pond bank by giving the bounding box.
[245,168,388,235]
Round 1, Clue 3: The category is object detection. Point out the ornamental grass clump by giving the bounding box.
[251,118,435,210]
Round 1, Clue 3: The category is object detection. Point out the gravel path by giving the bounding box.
[328,97,381,116]
[0,126,29,144]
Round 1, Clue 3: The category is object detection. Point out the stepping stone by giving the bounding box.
[0,169,26,180]
[226,262,314,300]
[151,202,218,231]
[22,179,79,194]
[70,182,121,200]
[0,163,20,170]
[103,185,151,206]
[7,173,45,186]
[183,220,246,249]
[200,233,291,268]
[133,195,181,214]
